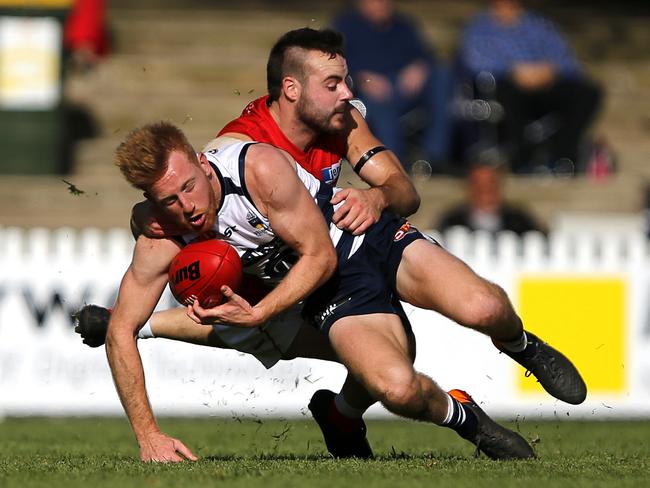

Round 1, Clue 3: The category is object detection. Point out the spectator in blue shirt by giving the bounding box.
[333,0,453,174]
[459,0,602,174]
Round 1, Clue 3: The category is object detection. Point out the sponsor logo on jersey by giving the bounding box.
[321,160,342,186]
[246,211,269,236]
[223,225,237,238]
[393,221,415,241]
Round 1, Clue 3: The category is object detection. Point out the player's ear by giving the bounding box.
[198,152,212,178]
[282,76,301,103]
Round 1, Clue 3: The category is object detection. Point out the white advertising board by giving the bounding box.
[1,226,649,419]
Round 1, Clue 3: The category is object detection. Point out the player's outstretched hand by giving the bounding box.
[330,187,382,235]
[187,286,264,328]
[139,431,198,463]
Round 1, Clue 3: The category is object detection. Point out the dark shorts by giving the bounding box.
[304,214,438,334]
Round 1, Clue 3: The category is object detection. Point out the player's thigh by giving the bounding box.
[328,313,415,394]
[283,321,338,362]
[396,239,493,318]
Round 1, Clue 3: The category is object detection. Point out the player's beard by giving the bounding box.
[297,95,349,135]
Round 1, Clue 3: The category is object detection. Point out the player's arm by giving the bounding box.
[106,235,197,463]
[334,108,421,235]
[251,145,337,321]
[190,144,336,327]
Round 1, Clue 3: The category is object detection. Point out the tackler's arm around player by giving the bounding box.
[333,109,420,235]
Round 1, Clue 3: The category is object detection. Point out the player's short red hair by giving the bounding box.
[115,122,196,190]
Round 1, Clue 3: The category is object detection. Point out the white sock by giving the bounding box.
[499,331,528,353]
[334,394,366,419]
[442,393,456,424]
[137,320,155,339]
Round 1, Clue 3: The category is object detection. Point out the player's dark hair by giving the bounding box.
[115,121,196,190]
[267,27,345,102]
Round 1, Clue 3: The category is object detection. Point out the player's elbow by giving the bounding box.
[105,322,135,353]
[318,246,338,284]
[104,327,120,352]
[403,190,421,216]
[388,175,421,217]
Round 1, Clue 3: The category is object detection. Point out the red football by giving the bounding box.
[168,239,242,307]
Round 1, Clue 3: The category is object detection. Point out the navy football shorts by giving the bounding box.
[304,213,438,334]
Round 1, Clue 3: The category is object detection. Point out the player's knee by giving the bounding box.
[374,370,422,410]
[459,285,510,331]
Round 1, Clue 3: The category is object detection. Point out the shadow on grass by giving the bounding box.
[202,452,470,462]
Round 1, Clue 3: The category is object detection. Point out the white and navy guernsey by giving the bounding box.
[180,141,366,286]
[181,141,428,334]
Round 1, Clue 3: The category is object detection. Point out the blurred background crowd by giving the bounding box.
[1,0,649,236]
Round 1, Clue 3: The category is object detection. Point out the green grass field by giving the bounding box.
[1,418,648,488]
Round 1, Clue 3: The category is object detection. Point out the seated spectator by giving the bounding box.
[437,162,545,235]
[332,0,453,174]
[64,0,110,72]
[458,0,602,174]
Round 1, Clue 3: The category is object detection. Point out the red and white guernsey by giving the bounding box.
[218,96,346,186]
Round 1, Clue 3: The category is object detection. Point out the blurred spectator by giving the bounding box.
[437,162,545,235]
[61,0,109,170]
[64,0,110,72]
[458,0,602,174]
[332,0,453,174]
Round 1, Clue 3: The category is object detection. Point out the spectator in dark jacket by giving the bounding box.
[438,162,545,235]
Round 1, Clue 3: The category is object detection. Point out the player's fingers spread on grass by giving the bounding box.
[173,439,198,461]
[140,433,193,463]
[143,453,183,463]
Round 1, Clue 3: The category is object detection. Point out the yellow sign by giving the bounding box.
[0,16,61,109]
[517,276,626,396]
